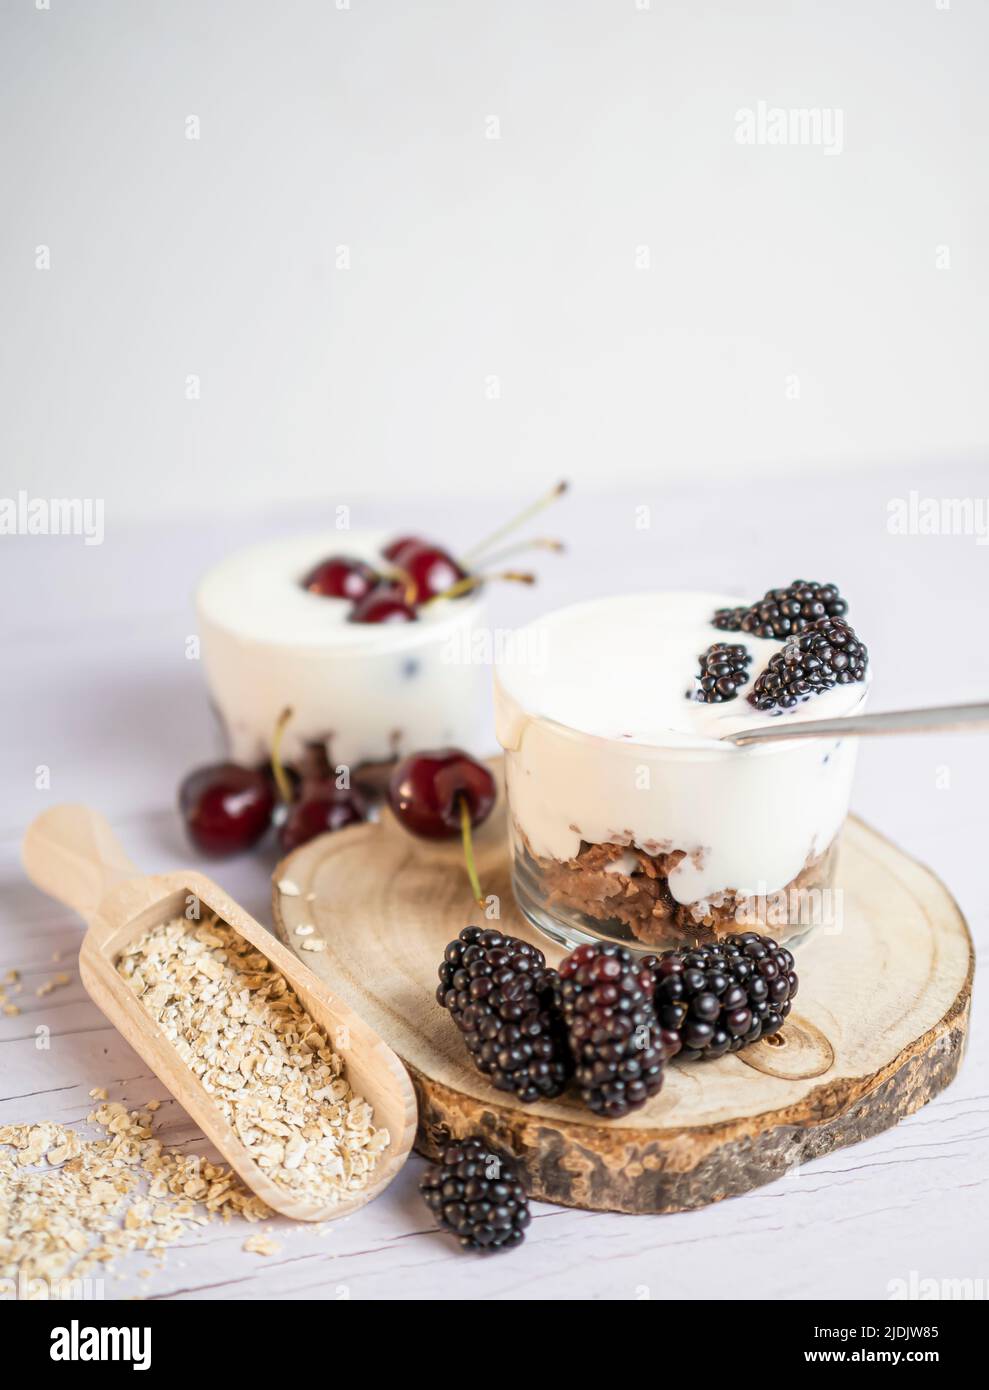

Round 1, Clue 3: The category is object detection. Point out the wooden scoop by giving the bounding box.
[21,804,417,1222]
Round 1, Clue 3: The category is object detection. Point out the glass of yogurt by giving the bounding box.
[494,592,869,952]
[197,531,488,773]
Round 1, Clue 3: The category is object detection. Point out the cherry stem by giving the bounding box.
[270,706,295,804]
[423,570,536,606]
[459,795,485,908]
[383,564,417,606]
[460,480,569,564]
[473,537,565,568]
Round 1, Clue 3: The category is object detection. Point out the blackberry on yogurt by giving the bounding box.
[691,643,752,703]
[749,616,868,712]
[714,581,849,639]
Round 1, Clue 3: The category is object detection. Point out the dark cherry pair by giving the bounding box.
[304,536,465,624]
[179,760,366,856]
[180,748,494,857]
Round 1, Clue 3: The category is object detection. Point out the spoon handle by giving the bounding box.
[726,701,989,746]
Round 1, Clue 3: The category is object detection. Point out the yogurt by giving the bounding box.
[495,592,868,947]
[197,530,487,770]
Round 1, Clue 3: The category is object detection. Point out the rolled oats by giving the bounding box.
[36,973,71,998]
[243,1234,282,1256]
[115,915,388,1208]
[0,1102,270,1290]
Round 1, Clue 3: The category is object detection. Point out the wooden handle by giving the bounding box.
[22,804,143,935]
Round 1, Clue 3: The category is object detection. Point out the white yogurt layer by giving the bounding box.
[197,530,487,770]
[495,592,869,904]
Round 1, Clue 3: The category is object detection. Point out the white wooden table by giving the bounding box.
[2,470,987,1301]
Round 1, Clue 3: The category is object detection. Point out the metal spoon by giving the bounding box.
[724,701,989,747]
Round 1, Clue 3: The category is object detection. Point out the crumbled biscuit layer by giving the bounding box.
[524,834,839,946]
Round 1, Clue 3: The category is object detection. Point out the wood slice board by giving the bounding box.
[272,803,973,1215]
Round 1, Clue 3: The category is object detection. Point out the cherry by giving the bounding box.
[266,709,368,852]
[388,749,496,906]
[388,749,496,839]
[349,583,418,624]
[179,763,274,856]
[398,543,467,604]
[279,782,368,853]
[303,555,378,601]
[381,536,430,564]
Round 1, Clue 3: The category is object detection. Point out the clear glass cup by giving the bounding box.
[495,694,863,954]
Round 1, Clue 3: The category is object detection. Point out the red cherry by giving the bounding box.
[398,543,466,603]
[303,556,378,600]
[179,764,274,856]
[349,583,418,624]
[279,783,368,852]
[387,749,496,839]
[381,536,430,564]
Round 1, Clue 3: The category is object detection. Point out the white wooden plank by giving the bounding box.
[3,479,988,1299]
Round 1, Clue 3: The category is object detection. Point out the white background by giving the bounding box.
[2,2,988,1303]
[2,0,988,518]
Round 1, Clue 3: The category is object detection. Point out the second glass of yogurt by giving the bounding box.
[197,530,488,773]
[494,592,869,952]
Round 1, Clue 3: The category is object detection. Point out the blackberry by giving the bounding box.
[437,927,571,1103]
[648,933,798,1060]
[748,615,868,711]
[420,1138,530,1252]
[555,943,679,1118]
[713,580,849,640]
[691,642,752,703]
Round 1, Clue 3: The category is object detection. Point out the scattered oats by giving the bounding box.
[115,914,388,1209]
[89,1087,109,1101]
[243,1234,282,1256]
[5,969,19,984]
[146,1100,161,1112]
[3,1003,19,1017]
[277,879,301,897]
[138,1268,152,1279]
[36,974,71,997]
[294,923,315,937]
[0,1102,271,1292]
[299,937,325,953]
